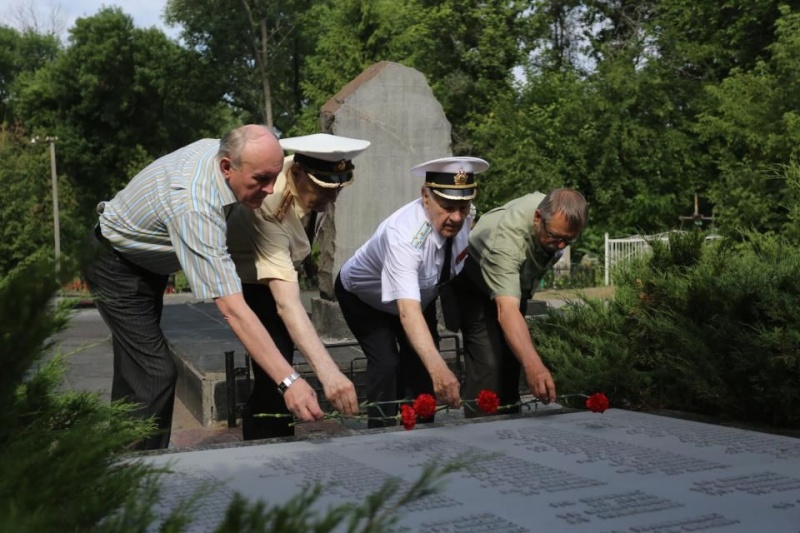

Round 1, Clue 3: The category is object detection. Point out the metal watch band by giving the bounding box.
[277,372,301,395]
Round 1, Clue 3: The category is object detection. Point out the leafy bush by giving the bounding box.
[171,270,191,293]
[540,264,601,290]
[535,230,800,428]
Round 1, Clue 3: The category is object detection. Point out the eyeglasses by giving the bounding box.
[542,219,579,244]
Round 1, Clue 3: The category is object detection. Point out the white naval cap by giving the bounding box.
[410,156,489,200]
[280,133,371,188]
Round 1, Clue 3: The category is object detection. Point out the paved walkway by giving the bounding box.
[52,295,244,448]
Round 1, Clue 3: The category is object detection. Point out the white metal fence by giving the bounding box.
[603,231,721,285]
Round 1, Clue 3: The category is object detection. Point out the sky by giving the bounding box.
[1,0,180,40]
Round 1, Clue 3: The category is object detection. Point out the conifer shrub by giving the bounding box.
[0,257,461,531]
[0,257,177,531]
[535,231,800,428]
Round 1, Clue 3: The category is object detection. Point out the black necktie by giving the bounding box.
[437,236,460,331]
[438,237,453,286]
[304,210,318,246]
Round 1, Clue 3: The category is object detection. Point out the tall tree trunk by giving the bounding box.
[241,0,273,126]
[260,18,273,127]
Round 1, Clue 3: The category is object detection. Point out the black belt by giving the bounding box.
[94,224,115,252]
[94,224,159,276]
[94,224,131,263]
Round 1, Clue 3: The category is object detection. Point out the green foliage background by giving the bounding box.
[0,1,797,278]
[535,231,800,428]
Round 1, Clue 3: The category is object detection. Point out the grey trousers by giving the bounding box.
[451,261,524,417]
[82,226,173,449]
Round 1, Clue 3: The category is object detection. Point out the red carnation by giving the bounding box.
[400,404,416,430]
[476,390,500,415]
[413,394,437,419]
[586,392,609,413]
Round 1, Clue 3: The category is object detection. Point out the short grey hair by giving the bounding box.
[539,188,588,230]
[217,125,277,168]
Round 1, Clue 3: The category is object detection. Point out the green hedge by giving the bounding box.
[535,230,800,428]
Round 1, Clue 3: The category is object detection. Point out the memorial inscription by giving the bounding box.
[145,410,800,532]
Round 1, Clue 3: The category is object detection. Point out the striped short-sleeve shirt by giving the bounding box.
[98,139,242,300]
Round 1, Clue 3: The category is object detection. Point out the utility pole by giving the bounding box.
[31,136,60,261]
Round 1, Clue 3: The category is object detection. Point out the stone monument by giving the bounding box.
[311,61,452,338]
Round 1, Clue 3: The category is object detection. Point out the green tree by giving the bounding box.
[300,0,527,150]
[294,0,433,134]
[476,2,700,244]
[14,8,230,228]
[416,0,528,152]
[166,0,315,131]
[696,6,800,236]
[0,126,80,276]
[475,0,791,245]
[653,0,784,83]
[537,230,800,427]
[0,25,60,123]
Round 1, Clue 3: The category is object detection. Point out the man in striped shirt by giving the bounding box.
[83,125,324,449]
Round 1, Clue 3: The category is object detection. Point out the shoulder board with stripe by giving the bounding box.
[274,191,294,222]
[410,222,432,249]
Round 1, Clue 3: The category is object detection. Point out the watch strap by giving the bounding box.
[277,372,301,395]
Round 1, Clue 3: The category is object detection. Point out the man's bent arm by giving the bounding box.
[396,298,461,407]
[267,278,358,415]
[495,295,557,402]
[214,292,323,421]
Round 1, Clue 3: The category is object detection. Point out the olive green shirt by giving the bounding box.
[467,192,561,301]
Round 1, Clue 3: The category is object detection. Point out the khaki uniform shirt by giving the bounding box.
[227,157,314,284]
[467,192,562,301]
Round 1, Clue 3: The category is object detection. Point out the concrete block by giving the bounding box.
[310,297,353,341]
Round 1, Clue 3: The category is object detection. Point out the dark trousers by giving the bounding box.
[335,275,437,428]
[452,259,525,417]
[240,283,295,440]
[82,226,173,450]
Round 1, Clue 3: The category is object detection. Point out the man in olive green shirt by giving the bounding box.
[451,188,587,416]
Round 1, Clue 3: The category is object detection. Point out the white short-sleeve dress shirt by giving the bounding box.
[339,198,472,315]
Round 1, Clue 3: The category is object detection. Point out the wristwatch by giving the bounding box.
[277,372,302,395]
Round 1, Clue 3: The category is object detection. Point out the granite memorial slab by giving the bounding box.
[145,409,800,532]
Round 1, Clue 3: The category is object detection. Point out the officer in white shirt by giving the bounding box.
[335,156,489,427]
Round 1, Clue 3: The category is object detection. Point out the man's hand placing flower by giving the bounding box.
[256,390,609,430]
